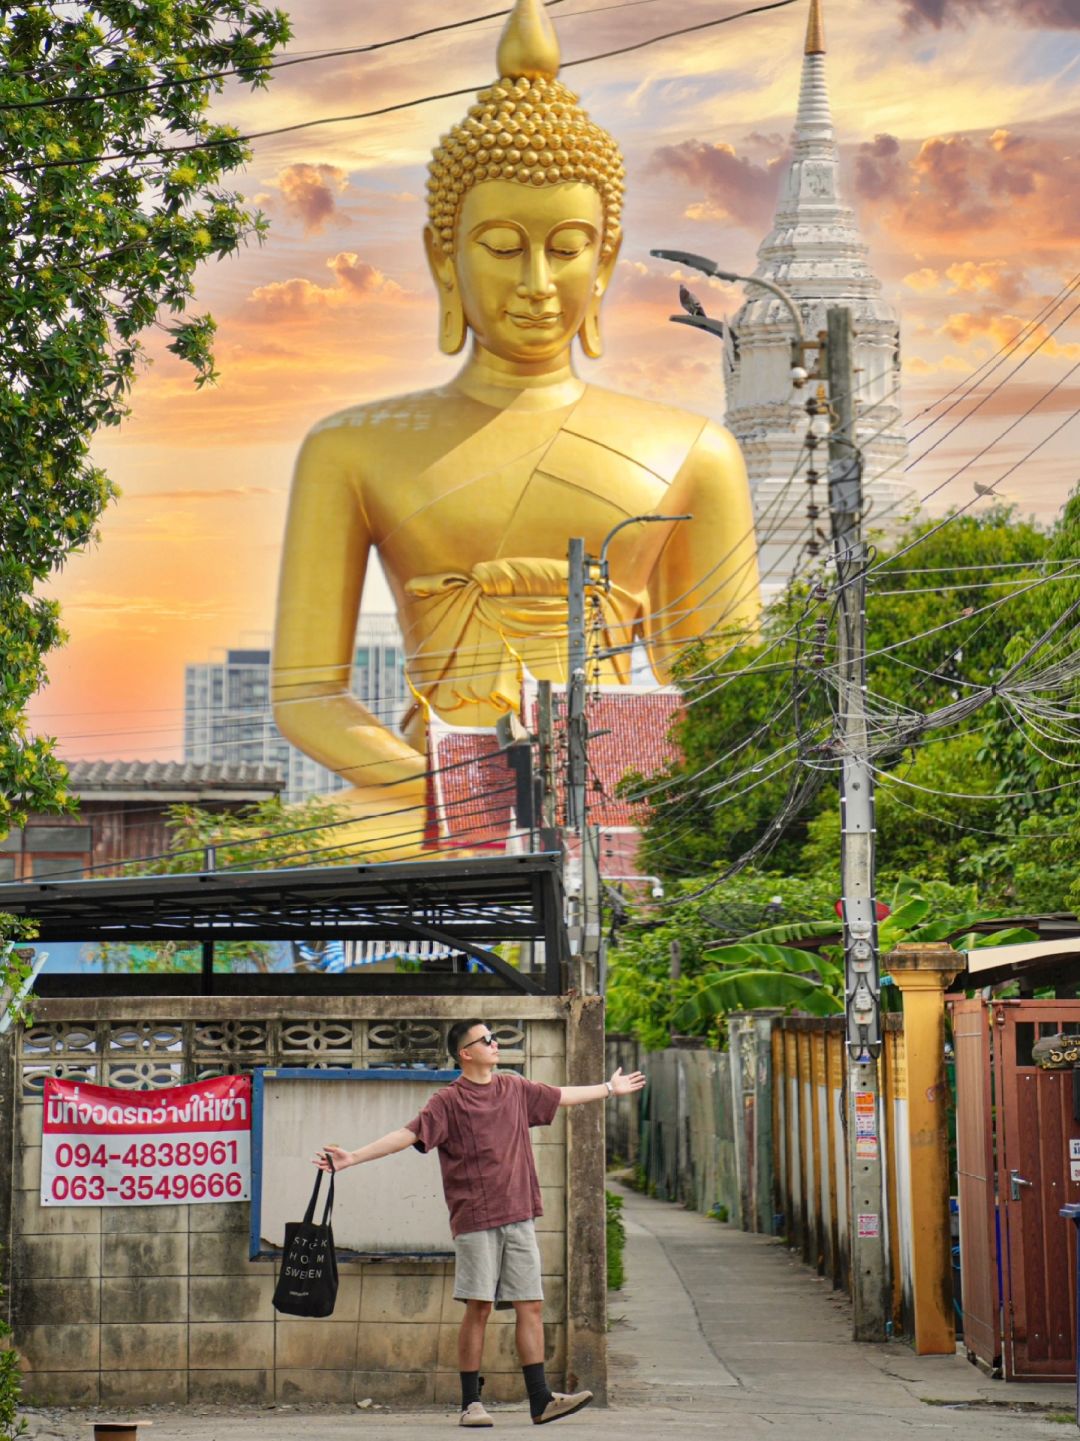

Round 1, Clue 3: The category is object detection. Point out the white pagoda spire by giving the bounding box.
[723,0,913,588]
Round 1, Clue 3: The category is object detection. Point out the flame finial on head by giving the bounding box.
[498,0,561,80]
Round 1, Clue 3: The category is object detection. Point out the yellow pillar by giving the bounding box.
[887,943,962,1356]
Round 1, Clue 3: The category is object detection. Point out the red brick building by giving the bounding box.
[428,685,682,882]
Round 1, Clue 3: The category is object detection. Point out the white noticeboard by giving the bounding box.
[251,1068,457,1259]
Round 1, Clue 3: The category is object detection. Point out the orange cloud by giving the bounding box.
[647,137,789,231]
[938,307,1080,358]
[271,162,350,234]
[903,353,972,375]
[854,134,905,201]
[899,0,1080,29]
[945,259,1026,304]
[903,267,941,293]
[857,126,1080,250]
[244,252,405,323]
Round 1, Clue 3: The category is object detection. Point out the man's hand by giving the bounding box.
[312,1144,353,1172]
[610,1067,646,1097]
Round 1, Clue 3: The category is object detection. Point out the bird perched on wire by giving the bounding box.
[679,285,707,318]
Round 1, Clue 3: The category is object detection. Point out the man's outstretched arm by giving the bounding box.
[312,1128,417,1171]
[558,1065,646,1108]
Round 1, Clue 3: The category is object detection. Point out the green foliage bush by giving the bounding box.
[605,500,1080,1045]
[0,1294,27,1438]
[632,504,1063,898]
[0,2,291,832]
[606,1191,626,1292]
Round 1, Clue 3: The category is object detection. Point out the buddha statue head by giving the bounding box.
[425,0,626,362]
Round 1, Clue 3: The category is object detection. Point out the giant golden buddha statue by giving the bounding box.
[271,0,760,859]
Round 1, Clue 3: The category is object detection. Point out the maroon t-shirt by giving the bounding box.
[405,1071,561,1238]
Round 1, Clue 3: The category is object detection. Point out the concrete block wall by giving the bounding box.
[1,996,605,1408]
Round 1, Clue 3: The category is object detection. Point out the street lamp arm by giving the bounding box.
[650,247,808,349]
[597,513,693,590]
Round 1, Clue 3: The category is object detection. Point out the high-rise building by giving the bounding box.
[723,0,916,587]
[184,614,408,802]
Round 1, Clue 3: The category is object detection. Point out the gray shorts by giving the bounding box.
[453,1219,543,1310]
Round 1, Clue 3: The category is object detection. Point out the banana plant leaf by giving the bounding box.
[674,969,843,1030]
[734,920,840,946]
[879,897,932,938]
[906,918,975,942]
[703,942,823,974]
[965,927,1039,950]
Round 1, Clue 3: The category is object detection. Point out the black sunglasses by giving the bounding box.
[461,1033,497,1050]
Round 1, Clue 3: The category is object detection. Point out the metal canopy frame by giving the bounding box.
[0,853,567,996]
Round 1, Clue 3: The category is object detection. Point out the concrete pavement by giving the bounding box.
[21,1183,1078,1440]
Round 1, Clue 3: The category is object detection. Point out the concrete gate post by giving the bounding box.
[887,943,962,1356]
[564,995,607,1402]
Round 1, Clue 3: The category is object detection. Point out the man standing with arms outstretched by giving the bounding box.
[316,1019,646,1428]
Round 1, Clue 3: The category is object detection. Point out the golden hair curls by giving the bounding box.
[426,72,626,262]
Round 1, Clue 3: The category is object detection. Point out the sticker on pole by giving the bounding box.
[857,1212,880,1238]
[854,1090,877,1138]
[1070,1140,1080,1161]
[42,1076,251,1206]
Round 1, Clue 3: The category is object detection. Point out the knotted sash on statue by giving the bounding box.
[402,557,641,722]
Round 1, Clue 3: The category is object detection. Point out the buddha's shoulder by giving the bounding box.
[572,384,741,476]
[302,385,460,448]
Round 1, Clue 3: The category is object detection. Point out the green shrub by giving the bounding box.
[606,1191,626,1292]
[0,1283,27,1438]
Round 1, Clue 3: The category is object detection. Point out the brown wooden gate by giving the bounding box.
[953,997,1080,1381]
[997,1000,1080,1379]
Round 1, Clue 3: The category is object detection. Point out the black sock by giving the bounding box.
[461,1371,482,1410]
[523,1361,553,1418]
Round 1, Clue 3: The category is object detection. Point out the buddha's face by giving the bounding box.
[427,180,617,364]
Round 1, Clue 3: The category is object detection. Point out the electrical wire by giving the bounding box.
[0,2,575,113]
[0,0,803,176]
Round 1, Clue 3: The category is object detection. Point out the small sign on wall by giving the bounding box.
[41,1076,251,1206]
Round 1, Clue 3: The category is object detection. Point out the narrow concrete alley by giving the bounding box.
[22,1185,1077,1440]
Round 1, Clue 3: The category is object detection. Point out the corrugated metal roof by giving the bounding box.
[64,760,285,793]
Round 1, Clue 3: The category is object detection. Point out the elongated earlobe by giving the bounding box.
[579,230,621,360]
[440,283,468,355]
[424,223,468,355]
[578,295,604,359]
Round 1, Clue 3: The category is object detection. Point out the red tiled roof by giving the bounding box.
[429,690,683,846]
[576,690,683,827]
[431,732,515,848]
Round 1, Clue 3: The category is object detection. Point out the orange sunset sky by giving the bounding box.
[28,0,1080,763]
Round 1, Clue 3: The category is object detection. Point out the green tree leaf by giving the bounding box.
[0,2,292,836]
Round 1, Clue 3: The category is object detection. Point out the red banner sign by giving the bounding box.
[42,1075,251,1207]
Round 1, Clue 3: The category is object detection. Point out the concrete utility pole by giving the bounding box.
[826,305,888,1340]
[566,537,603,986]
[536,679,559,853]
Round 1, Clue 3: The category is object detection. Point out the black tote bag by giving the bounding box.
[272,1160,339,1317]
